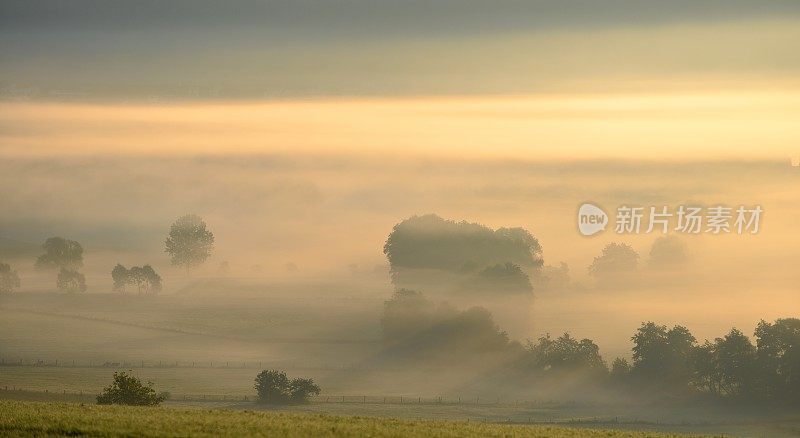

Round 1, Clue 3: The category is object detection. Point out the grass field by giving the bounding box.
[0,400,705,437]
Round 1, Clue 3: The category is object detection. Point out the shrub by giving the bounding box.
[254,370,320,404]
[96,371,165,406]
[289,378,321,403]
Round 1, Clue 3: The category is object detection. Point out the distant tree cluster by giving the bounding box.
[5,214,215,295]
[254,370,320,404]
[611,319,800,403]
[526,333,607,377]
[380,287,798,404]
[383,214,540,294]
[385,214,542,272]
[111,264,162,295]
[587,237,690,288]
[379,288,514,365]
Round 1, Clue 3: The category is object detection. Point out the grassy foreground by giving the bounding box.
[0,401,702,438]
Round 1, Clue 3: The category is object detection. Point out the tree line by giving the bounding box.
[381,288,799,404]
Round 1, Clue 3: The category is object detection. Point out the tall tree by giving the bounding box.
[713,328,757,396]
[630,322,696,392]
[0,263,21,293]
[164,214,214,275]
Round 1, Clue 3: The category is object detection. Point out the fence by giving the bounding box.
[0,386,573,409]
[0,357,370,371]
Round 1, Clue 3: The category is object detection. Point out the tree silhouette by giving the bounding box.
[0,263,21,293]
[36,237,85,292]
[57,268,86,293]
[384,214,542,273]
[713,328,757,396]
[254,370,321,404]
[526,333,607,375]
[630,322,696,392]
[34,237,83,270]
[648,236,689,269]
[114,264,162,295]
[588,243,639,278]
[755,318,800,401]
[111,264,130,293]
[165,214,214,275]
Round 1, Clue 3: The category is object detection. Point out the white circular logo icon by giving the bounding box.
[578,203,608,236]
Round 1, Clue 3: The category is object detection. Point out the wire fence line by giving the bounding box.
[0,357,373,371]
[0,387,573,408]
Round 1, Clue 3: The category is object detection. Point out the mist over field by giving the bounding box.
[1,153,797,366]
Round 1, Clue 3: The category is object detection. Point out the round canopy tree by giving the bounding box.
[164,214,214,275]
[35,237,83,271]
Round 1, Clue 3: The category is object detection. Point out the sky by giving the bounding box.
[2,1,800,161]
[2,1,800,100]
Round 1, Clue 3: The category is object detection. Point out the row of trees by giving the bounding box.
[0,214,215,294]
[96,369,320,406]
[381,288,799,403]
[525,319,800,402]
